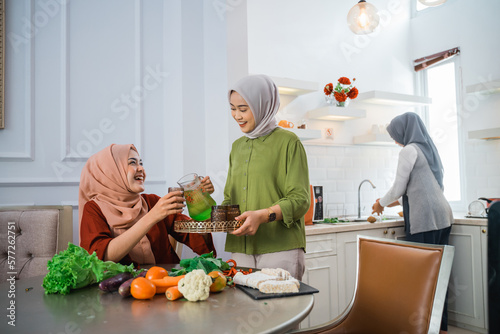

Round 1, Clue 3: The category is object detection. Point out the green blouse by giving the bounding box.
[222,128,310,254]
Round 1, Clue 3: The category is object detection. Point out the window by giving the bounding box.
[420,57,464,206]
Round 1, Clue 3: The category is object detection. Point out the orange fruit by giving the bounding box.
[130,277,156,300]
[208,271,227,293]
[145,266,169,281]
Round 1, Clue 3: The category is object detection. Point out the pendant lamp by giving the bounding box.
[418,0,447,6]
[347,0,380,35]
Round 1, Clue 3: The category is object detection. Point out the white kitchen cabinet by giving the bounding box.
[301,233,339,328]
[448,224,488,333]
[386,226,406,241]
[302,220,488,332]
[336,228,389,312]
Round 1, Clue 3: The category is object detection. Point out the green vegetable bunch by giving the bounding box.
[42,243,136,295]
[170,251,230,276]
[321,217,349,224]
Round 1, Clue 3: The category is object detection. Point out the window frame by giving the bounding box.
[417,56,467,212]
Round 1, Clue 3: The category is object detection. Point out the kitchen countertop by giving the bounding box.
[0,274,313,334]
[305,214,488,236]
[305,220,404,236]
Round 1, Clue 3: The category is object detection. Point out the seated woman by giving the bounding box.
[78,144,216,266]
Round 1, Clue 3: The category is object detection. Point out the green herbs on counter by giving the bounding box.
[320,217,349,224]
[42,243,140,295]
[170,251,230,276]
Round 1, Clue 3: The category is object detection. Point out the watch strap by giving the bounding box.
[267,207,276,222]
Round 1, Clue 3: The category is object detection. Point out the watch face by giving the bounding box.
[269,213,276,222]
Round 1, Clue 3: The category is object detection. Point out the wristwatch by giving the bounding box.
[267,208,276,222]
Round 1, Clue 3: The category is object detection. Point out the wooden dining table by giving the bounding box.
[0,272,314,334]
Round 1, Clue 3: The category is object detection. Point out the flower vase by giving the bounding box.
[325,95,335,105]
[336,98,350,107]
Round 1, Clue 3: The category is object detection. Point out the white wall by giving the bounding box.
[0,0,233,259]
[245,0,417,215]
[410,0,500,205]
[247,0,500,213]
[1,0,498,260]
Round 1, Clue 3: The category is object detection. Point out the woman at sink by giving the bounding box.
[371,112,453,334]
[222,74,310,280]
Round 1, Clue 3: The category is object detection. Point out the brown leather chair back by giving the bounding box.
[333,238,442,333]
[294,236,454,334]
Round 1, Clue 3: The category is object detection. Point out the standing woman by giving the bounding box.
[79,144,216,266]
[222,74,310,280]
[371,112,453,334]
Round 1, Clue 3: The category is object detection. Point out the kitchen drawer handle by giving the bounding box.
[384,230,388,234]
[482,229,487,233]
[391,230,395,235]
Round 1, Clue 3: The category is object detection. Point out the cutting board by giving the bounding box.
[236,281,319,300]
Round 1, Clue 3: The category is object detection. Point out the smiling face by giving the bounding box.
[127,149,146,193]
[230,91,256,133]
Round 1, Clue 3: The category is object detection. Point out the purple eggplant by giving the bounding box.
[99,272,134,292]
[118,270,147,297]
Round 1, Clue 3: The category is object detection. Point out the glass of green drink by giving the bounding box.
[177,173,217,221]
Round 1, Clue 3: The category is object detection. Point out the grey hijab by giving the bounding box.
[228,75,279,139]
[386,112,444,188]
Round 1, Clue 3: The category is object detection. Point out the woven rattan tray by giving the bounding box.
[173,220,243,233]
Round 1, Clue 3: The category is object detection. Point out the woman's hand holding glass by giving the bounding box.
[148,191,186,223]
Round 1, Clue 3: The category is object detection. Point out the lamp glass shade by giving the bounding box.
[347,1,380,35]
[418,0,447,6]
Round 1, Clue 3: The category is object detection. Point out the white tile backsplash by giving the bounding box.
[305,144,401,217]
[465,140,500,201]
[305,139,500,217]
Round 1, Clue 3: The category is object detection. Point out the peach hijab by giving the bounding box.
[78,144,155,264]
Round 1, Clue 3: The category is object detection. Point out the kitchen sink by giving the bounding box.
[343,215,402,223]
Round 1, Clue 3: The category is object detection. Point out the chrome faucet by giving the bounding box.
[358,179,376,218]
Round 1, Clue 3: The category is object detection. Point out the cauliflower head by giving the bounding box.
[177,269,212,302]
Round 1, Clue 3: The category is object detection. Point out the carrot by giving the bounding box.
[151,275,185,294]
[166,286,183,301]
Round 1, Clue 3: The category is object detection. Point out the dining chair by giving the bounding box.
[292,235,455,334]
[168,235,183,259]
[0,205,73,280]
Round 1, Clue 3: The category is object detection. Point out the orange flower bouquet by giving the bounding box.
[324,77,358,107]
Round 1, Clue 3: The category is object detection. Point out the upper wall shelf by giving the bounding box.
[353,90,432,107]
[281,127,322,141]
[353,133,394,146]
[307,106,366,121]
[468,127,500,140]
[270,76,319,96]
[466,80,500,95]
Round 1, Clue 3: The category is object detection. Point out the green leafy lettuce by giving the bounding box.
[42,243,136,295]
[170,251,230,276]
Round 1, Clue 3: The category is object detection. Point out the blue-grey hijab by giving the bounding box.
[386,112,444,188]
